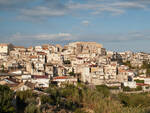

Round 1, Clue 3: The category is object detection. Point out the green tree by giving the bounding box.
[40,95,54,105]
[0,85,15,113]
[25,103,39,113]
[63,60,71,64]
[68,72,75,76]
[16,90,36,112]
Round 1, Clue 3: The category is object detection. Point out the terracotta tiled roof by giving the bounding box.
[25,81,35,89]
[111,63,116,66]
[6,78,20,84]
[14,46,25,49]
[37,52,47,55]
[119,69,126,73]
[43,48,49,50]
[32,75,48,79]
[29,55,37,59]
[136,83,149,86]
[28,46,33,49]
[53,76,67,80]
[76,57,83,60]
[0,43,9,46]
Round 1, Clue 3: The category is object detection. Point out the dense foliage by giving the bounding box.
[2,84,150,113]
[134,79,144,83]
[141,61,150,76]
[63,60,71,65]
[123,86,142,91]
[39,84,148,113]
[0,85,15,113]
[16,90,39,113]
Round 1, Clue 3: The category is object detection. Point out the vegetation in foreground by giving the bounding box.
[1,84,150,113]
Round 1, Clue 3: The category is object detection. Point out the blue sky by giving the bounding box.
[0,0,150,52]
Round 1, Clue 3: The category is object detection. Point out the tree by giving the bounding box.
[69,72,75,76]
[40,95,54,105]
[122,61,132,69]
[16,90,36,112]
[1,64,5,72]
[124,86,131,91]
[25,103,39,113]
[63,60,71,64]
[0,85,15,113]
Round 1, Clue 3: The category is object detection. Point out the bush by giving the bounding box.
[16,90,37,112]
[96,85,110,97]
[75,108,87,113]
[123,86,131,91]
[63,60,71,64]
[40,95,54,105]
[134,79,144,83]
[135,86,142,91]
[25,103,39,113]
[0,85,15,113]
[119,93,150,108]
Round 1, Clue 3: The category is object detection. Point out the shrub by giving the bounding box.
[25,103,39,113]
[123,86,131,91]
[96,85,110,97]
[0,85,15,113]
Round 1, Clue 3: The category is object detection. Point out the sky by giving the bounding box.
[0,0,150,52]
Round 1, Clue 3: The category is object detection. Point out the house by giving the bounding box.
[14,46,26,52]
[27,46,34,52]
[47,53,62,63]
[12,81,35,92]
[0,77,22,90]
[68,42,103,54]
[45,63,54,76]
[89,66,105,85]
[76,65,91,83]
[144,78,150,85]
[34,62,45,72]
[0,43,13,54]
[34,46,42,52]
[26,62,33,74]
[37,52,47,63]
[106,82,121,87]
[10,70,22,75]
[123,81,136,88]
[3,77,20,84]
[21,74,32,82]
[52,76,77,86]
[31,75,50,88]
[104,64,117,80]
[29,55,38,62]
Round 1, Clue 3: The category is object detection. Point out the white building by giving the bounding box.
[144,78,150,85]
[123,81,136,88]
[52,76,77,86]
[0,43,13,54]
[22,74,32,82]
[31,75,50,88]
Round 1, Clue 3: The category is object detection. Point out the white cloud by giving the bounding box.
[1,0,150,21]
[67,1,148,16]
[21,6,68,17]
[69,30,150,43]
[82,20,90,25]
[111,2,147,9]
[11,32,72,41]
[0,0,33,10]
[67,2,124,15]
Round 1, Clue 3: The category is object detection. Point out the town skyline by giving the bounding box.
[0,0,150,52]
[0,41,150,53]
[1,41,150,113]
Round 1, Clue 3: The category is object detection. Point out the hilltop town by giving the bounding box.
[0,42,150,91]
